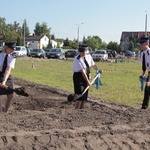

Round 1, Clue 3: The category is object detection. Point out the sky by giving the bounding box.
[0,0,150,43]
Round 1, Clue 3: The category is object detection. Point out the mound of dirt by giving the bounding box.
[0,77,150,150]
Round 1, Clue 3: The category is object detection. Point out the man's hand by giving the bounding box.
[146,82,150,86]
[0,83,6,88]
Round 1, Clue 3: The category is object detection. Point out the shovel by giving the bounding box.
[0,86,29,97]
[67,73,100,102]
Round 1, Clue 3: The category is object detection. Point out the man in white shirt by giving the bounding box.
[139,37,150,109]
[72,45,102,109]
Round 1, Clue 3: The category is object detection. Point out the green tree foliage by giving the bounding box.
[107,41,119,52]
[16,36,22,46]
[128,41,134,51]
[85,36,103,50]
[34,22,41,36]
[130,35,138,51]
[0,17,6,35]
[0,17,120,50]
[21,19,30,36]
[34,22,51,38]
[51,34,55,40]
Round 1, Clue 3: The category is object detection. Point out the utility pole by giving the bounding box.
[74,22,83,45]
[145,11,148,38]
[23,23,25,46]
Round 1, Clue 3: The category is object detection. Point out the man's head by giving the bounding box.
[139,37,149,50]
[4,42,16,54]
[78,44,88,57]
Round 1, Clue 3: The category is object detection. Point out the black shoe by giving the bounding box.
[141,106,148,109]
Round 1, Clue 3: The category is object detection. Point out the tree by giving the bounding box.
[51,34,55,40]
[130,35,138,50]
[107,41,119,52]
[0,17,6,36]
[34,22,41,36]
[128,41,134,51]
[85,36,102,50]
[16,36,22,46]
[34,22,51,38]
[21,19,30,36]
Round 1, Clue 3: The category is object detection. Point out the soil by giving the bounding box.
[0,77,150,150]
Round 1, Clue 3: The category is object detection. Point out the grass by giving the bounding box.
[11,57,144,107]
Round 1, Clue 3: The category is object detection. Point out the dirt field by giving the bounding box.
[0,77,150,150]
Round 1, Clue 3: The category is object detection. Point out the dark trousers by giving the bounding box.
[0,72,13,95]
[73,72,89,101]
[142,76,150,108]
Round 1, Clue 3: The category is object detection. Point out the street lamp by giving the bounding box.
[23,23,25,46]
[145,11,148,37]
[74,22,83,45]
[20,20,26,46]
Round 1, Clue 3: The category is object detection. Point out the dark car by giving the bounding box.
[121,50,134,57]
[47,48,66,59]
[107,49,117,58]
[65,50,78,59]
[30,48,46,58]
[44,49,51,57]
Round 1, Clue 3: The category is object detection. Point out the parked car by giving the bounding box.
[47,48,66,59]
[114,55,126,62]
[65,50,78,59]
[12,46,27,57]
[30,48,46,58]
[107,49,117,58]
[26,48,32,57]
[44,49,51,57]
[92,50,108,61]
[121,50,134,57]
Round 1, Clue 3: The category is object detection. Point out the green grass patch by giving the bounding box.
[11,57,144,107]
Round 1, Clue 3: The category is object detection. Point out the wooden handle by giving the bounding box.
[76,73,100,99]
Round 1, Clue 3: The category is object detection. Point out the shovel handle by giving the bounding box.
[77,73,100,99]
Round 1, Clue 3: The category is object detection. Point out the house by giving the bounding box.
[120,31,150,51]
[50,39,64,48]
[50,40,57,48]
[25,35,49,49]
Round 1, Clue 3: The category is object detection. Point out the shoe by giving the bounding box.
[141,106,148,109]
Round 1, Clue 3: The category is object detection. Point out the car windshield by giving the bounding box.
[32,49,41,52]
[107,51,113,53]
[15,47,21,51]
[51,49,60,52]
[95,51,106,54]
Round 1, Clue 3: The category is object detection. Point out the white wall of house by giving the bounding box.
[29,41,39,49]
[27,35,49,49]
[40,36,49,48]
[50,40,57,48]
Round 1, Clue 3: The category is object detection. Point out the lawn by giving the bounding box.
[11,57,144,107]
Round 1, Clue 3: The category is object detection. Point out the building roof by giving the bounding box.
[120,31,150,42]
[25,35,46,41]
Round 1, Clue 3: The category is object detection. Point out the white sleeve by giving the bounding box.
[72,58,84,72]
[8,56,16,69]
[86,55,95,67]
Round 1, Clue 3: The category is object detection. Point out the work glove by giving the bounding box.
[93,70,102,90]
[139,76,147,91]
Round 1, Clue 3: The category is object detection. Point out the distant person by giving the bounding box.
[139,37,150,109]
[72,45,102,109]
[0,42,16,112]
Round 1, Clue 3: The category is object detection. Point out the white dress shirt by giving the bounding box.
[72,54,95,72]
[0,53,16,72]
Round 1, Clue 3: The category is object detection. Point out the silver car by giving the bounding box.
[92,50,108,61]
